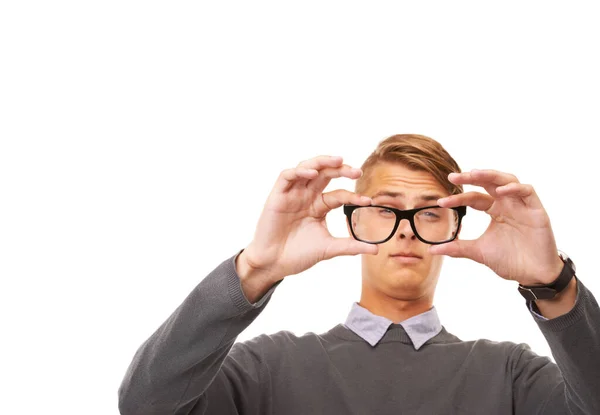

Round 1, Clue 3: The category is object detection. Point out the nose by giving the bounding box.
[396,218,416,240]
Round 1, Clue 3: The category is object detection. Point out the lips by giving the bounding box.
[389,252,422,265]
[390,252,422,258]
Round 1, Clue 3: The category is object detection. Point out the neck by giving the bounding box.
[359,285,434,323]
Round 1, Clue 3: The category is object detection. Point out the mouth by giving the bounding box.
[389,252,422,264]
[390,252,422,258]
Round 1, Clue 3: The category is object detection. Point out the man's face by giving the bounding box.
[357,162,452,300]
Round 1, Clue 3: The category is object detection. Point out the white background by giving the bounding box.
[1,1,599,414]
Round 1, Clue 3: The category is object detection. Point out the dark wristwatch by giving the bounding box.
[518,251,576,301]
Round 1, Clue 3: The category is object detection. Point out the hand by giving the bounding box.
[239,155,378,283]
[428,169,564,286]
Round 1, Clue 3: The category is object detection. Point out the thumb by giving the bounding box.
[428,239,482,263]
[323,238,379,260]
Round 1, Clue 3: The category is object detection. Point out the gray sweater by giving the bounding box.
[118,252,600,414]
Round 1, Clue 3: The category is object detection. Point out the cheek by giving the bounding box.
[362,249,387,271]
[425,253,445,275]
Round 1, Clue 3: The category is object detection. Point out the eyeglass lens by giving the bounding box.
[350,206,459,243]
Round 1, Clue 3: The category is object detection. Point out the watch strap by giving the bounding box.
[518,255,575,301]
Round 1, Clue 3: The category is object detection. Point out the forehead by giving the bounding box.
[365,162,449,200]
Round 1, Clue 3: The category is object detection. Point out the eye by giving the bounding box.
[417,209,441,220]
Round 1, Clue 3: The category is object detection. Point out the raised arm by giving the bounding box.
[117,155,377,414]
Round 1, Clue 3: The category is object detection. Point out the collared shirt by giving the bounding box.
[344,301,548,350]
[344,302,443,350]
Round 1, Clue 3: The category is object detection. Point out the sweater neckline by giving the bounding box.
[327,323,461,346]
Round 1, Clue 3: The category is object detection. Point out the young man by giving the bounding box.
[118,134,600,414]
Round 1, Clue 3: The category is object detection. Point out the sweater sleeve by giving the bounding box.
[117,250,282,415]
[512,277,600,415]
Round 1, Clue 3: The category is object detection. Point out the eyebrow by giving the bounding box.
[370,191,443,202]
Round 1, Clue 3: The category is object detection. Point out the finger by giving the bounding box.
[322,237,379,260]
[449,169,519,186]
[495,182,543,209]
[307,164,363,192]
[448,170,519,196]
[275,157,354,193]
[428,239,483,263]
[275,167,319,192]
[437,191,494,212]
[316,189,372,216]
[297,155,344,171]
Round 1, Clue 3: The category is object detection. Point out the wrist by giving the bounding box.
[538,276,577,302]
[528,255,565,286]
[236,250,256,281]
[236,250,277,281]
[236,250,281,304]
[518,250,576,302]
[533,277,577,318]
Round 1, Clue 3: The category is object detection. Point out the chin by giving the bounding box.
[389,264,425,277]
[386,269,426,287]
[386,280,427,299]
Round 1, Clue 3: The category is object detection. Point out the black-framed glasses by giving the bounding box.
[343,204,467,245]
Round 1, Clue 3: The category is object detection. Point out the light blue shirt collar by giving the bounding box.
[344,302,443,350]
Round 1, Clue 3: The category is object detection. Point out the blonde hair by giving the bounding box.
[355,134,463,196]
